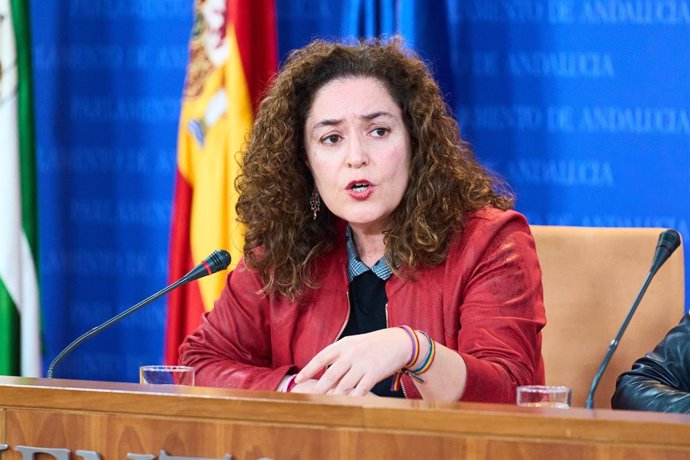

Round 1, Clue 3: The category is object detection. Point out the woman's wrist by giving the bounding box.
[410,330,435,375]
[392,325,437,391]
[398,325,420,368]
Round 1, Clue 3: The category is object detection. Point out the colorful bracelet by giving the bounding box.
[285,375,298,392]
[410,330,436,376]
[398,325,420,368]
[391,327,436,392]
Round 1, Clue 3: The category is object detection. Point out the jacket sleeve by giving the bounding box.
[455,210,546,403]
[178,260,292,390]
[611,314,690,413]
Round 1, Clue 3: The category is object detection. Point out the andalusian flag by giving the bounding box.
[0,0,41,377]
[165,0,277,364]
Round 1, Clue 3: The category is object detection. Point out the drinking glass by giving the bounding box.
[139,365,195,386]
[516,385,571,408]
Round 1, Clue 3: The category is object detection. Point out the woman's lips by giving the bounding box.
[346,180,373,200]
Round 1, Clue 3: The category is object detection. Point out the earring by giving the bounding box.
[309,189,321,220]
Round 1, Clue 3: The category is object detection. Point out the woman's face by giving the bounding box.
[304,77,411,235]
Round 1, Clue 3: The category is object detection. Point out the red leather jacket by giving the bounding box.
[179,207,546,403]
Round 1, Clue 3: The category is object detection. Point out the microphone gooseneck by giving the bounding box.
[47,249,231,379]
[585,229,681,409]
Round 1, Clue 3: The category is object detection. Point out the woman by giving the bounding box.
[179,37,546,403]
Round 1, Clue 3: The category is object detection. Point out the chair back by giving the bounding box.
[531,225,685,408]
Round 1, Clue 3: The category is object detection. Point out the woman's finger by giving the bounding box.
[350,373,377,397]
[295,345,338,383]
[330,366,364,396]
[312,357,352,394]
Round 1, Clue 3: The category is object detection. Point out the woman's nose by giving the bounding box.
[345,135,369,168]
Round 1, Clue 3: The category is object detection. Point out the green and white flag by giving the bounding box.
[0,0,40,377]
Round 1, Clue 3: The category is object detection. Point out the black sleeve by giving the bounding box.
[611,313,690,413]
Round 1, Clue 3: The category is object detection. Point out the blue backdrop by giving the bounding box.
[33,0,690,382]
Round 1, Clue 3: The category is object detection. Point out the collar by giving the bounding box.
[345,225,392,282]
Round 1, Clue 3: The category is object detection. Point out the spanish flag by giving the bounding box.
[165,0,277,365]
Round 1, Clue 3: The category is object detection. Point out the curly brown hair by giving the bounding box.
[236,37,514,299]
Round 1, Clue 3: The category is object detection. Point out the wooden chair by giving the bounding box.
[531,226,685,408]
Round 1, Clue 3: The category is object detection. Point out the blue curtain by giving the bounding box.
[34,0,689,382]
[32,2,191,381]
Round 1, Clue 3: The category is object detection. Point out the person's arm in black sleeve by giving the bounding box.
[612,313,690,413]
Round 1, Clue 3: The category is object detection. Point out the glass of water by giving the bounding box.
[516,385,571,408]
[139,365,195,386]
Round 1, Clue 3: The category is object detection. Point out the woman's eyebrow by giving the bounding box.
[361,111,395,121]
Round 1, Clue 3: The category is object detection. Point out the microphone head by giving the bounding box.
[207,249,232,273]
[650,229,681,274]
[658,229,681,251]
[182,249,232,282]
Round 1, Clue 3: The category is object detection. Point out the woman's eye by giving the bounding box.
[371,127,388,137]
[322,134,341,144]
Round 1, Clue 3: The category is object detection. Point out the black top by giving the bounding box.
[340,270,404,398]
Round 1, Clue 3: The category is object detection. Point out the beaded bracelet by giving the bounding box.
[391,326,436,391]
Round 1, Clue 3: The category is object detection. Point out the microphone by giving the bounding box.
[585,229,681,409]
[47,249,231,379]
[650,229,682,275]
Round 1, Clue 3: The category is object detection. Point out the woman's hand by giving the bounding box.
[294,327,411,396]
[291,378,378,397]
